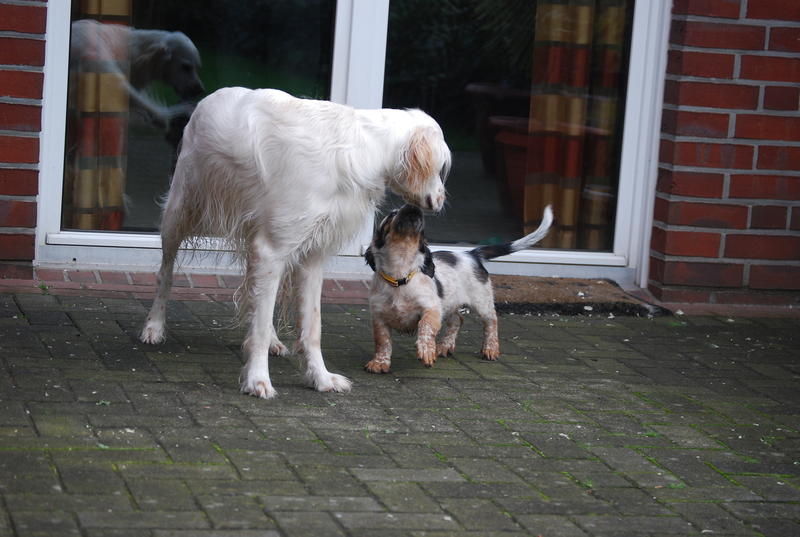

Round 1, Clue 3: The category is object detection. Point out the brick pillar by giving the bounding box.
[651,0,800,305]
[0,1,46,278]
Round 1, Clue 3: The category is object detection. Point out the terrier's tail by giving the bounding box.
[470,205,553,261]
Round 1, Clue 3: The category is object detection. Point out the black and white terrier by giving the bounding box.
[364,204,553,372]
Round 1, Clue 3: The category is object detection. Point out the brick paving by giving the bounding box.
[0,288,799,536]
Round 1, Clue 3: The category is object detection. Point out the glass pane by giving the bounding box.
[383,0,634,251]
[62,0,336,232]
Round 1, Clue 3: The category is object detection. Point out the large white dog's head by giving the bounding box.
[391,111,451,213]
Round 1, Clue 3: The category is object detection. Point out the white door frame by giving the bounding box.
[36,0,670,287]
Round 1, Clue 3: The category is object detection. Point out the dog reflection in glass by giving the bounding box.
[364,204,553,372]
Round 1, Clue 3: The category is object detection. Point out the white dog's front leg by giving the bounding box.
[296,261,352,393]
[240,240,284,399]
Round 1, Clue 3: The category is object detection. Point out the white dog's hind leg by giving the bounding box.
[295,259,352,393]
[240,236,285,399]
[140,222,181,344]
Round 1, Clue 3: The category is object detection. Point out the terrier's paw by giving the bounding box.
[364,358,391,374]
[481,344,500,361]
[436,342,455,357]
[140,321,165,345]
[417,342,437,367]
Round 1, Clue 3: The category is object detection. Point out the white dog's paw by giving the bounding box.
[269,339,289,357]
[309,372,352,393]
[240,377,277,399]
[140,321,165,345]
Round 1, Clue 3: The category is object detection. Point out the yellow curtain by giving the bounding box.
[522,0,629,250]
[64,0,132,230]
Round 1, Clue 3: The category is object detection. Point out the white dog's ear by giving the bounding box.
[400,127,436,193]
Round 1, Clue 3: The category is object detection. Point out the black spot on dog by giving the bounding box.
[434,251,458,267]
[468,250,490,283]
[471,243,514,260]
[434,276,444,299]
[420,241,435,278]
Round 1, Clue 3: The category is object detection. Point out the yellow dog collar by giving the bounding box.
[379,269,417,287]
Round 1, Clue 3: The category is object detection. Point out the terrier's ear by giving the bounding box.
[364,246,376,272]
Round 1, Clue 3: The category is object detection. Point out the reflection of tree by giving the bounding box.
[384,0,535,138]
[474,0,536,84]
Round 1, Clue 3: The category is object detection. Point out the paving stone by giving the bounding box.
[669,502,758,535]
[270,511,346,537]
[350,468,465,483]
[447,457,526,484]
[440,498,521,531]
[261,495,383,512]
[516,514,589,536]
[366,482,442,512]
[78,511,210,529]
[10,511,82,537]
[572,514,693,536]
[196,495,276,529]
[332,512,460,531]
[126,479,197,511]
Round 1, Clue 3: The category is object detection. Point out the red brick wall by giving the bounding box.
[651,0,800,305]
[0,1,45,277]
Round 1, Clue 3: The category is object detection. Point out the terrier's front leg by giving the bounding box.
[365,318,392,373]
[416,308,442,367]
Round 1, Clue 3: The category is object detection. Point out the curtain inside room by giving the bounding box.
[63,0,131,230]
[522,0,631,250]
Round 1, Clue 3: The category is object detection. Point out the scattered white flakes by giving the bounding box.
[577,291,585,297]
[726,318,735,323]
[558,433,570,440]
[607,313,615,319]
[584,306,593,311]
[675,309,684,316]
[124,428,136,434]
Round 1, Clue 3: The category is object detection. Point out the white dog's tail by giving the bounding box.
[470,205,553,261]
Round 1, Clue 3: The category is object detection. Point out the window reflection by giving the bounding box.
[63,0,335,232]
[383,0,634,251]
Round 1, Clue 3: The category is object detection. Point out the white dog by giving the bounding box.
[70,19,204,127]
[364,204,552,372]
[140,87,451,399]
